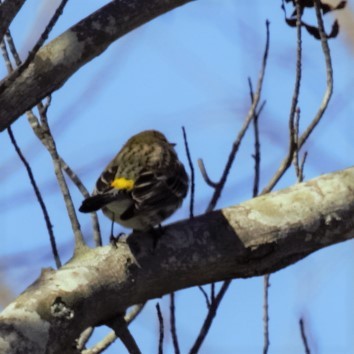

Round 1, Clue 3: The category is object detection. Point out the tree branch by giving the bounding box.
[0,167,353,353]
[0,0,25,43]
[0,0,192,132]
[106,316,141,354]
[81,304,145,353]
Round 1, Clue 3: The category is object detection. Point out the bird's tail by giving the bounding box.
[79,194,118,213]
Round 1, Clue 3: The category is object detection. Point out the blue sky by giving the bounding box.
[1,1,354,353]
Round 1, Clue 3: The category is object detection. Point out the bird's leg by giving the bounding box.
[109,212,119,247]
[151,224,164,250]
[110,212,115,239]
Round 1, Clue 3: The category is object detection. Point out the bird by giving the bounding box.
[79,130,189,231]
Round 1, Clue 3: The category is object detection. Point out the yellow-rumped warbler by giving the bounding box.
[79,130,189,231]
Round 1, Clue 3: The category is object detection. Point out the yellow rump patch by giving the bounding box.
[111,178,134,190]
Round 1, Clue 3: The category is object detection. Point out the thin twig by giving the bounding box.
[249,76,269,354]
[292,108,307,183]
[293,107,301,180]
[0,0,69,95]
[299,318,311,354]
[263,3,301,351]
[299,0,333,147]
[4,30,21,66]
[210,283,215,304]
[197,286,211,309]
[263,6,301,348]
[190,21,271,354]
[125,304,146,324]
[1,35,62,269]
[197,159,218,188]
[59,156,102,246]
[81,304,145,354]
[7,127,62,269]
[262,0,302,194]
[184,127,212,316]
[156,303,164,354]
[106,316,141,354]
[262,0,333,194]
[248,78,262,198]
[0,39,12,71]
[205,20,270,212]
[182,126,195,219]
[26,105,101,247]
[76,327,94,351]
[32,106,86,251]
[299,151,308,181]
[262,274,270,354]
[189,280,231,354]
[5,28,87,250]
[169,293,180,354]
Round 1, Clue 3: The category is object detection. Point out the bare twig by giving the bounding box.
[299,318,311,354]
[263,3,303,348]
[106,316,141,354]
[59,156,102,246]
[299,151,308,181]
[205,20,270,212]
[190,20,271,353]
[29,107,86,251]
[181,127,202,315]
[7,127,62,269]
[262,0,302,194]
[5,26,87,251]
[210,283,215,304]
[0,39,12,71]
[1,36,62,269]
[197,159,218,188]
[3,24,86,255]
[76,327,94,351]
[299,0,333,147]
[81,304,145,354]
[197,286,211,309]
[0,0,69,95]
[156,303,164,354]
[292,108,307,183]
[182,126,195,218]
[293,108,301,180]
[248,78,263,198]
[169,293,180,354]
[189,280,231,354]
[4,30,21,66]
[26,103,101,247]
[261,4,333,352]
[249,77,269,354]
[125,304,146,324]
[262,0,333,194]
[262,274,270,354]
[262,3,301,351]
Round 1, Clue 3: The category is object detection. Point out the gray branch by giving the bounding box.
[0,167,353,354]
[0,0,25,43]
[0,0,192,132]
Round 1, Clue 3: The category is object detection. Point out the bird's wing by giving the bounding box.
[131,162,188,211]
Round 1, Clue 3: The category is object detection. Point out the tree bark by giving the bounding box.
[0,0,192,132]
[0,167,353,353]
[0,0,26,43]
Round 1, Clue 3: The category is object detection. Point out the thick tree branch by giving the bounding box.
[0,167,353,353]
[0,0,192,132]
[0,0,25,43]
